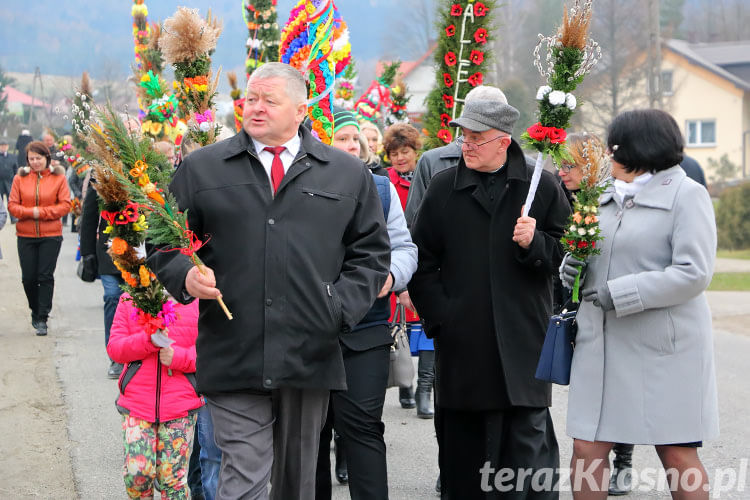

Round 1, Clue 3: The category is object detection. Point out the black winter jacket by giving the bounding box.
[79,183,119,276]
[147,127,390,394]
[408,139,571,410]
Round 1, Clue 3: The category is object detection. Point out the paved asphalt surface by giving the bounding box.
[6,229,750,499]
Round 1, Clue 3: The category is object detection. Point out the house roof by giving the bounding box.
[1,85,50,109]
[689,41,750,66]
[665,39,750,91]
[375,42,438,80]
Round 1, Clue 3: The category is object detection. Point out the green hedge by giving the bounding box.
[716,181,750,250]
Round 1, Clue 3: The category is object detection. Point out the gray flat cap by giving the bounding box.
[449,99,520,134]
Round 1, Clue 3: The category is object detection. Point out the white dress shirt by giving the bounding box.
[251,134,302,193]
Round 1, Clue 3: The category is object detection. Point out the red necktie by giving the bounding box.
[264,146,286,194]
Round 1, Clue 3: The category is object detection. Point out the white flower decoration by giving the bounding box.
[577,227,587,236]
[199,121,213,132]
[588,228,596,235]
[570,225,577,232]
[565,93,577,110]
[536,85,552,100]
[548,90,566,106]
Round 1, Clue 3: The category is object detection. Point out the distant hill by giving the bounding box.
[0,0,406,81]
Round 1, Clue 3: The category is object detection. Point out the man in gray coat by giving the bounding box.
[0,140,18,222]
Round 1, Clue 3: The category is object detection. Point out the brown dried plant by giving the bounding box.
[110,245,145,270]
[160,7,219,65]
[149,22,162,51]
[80,72,92,97]
[227,71,242,100]
[569,133,610,188]
[560,2,593,50]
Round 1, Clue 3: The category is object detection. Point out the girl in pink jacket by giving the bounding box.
[107,294,203,499]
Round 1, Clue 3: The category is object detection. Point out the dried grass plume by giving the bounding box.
[560,0,593,50]
[80,71,92,97]
[160,7,220,64]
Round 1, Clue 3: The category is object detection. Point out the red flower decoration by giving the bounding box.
[474,28,488,44]
[440,113,452,128]
[437,129,453,144]
[443,73,454,87]
[444,51,457,67]
[450,4,462,16]
[122,202,140,223]
[467,72,484,87]
[442,94,455,109]
[526,122,548,142]
[469,50,484,65]
[548,127,568,144]
[577,241,589,249]
[474,2,488,16]
[445,24,456,37]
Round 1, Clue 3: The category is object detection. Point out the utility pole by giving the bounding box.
[29,67,45,124]
[647,0,662,108]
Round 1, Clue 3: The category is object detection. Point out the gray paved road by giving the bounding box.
[33,232,750,498]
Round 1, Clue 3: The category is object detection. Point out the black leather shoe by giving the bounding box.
[399,386,416,409]
[35,321,48,336]
[334,433,348,484]
[435,474,441,493]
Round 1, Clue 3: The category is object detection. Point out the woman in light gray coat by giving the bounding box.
[561,109,719,499]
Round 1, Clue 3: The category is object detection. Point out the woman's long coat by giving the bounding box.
[568,166,720,444]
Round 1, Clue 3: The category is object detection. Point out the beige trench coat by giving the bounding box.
[567,166,720,444]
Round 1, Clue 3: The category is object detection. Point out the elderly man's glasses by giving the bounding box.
[455,135,506,151]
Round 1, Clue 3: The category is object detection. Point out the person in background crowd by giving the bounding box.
[0,196,7,258]
[154,141,177,168]
[680,155,707,187]
[562,109,719,500]
[382,123,434,417]
[79,179,126,378]
[0,139,19,223]
[316,108,418,500]
[358,132,387,177]
[409,98,569,498]
[147,62,390,500]
[8,141,71,336]
[107,294,204,499]
[360,121,383,158]
[15,129,32,164]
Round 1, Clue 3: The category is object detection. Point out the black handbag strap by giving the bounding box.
[389,302,407,336]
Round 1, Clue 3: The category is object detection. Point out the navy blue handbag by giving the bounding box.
[535,308,577,385]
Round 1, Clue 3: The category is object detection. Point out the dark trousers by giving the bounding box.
[17,236,63,322]
[316,343,390,500]
[437,406,559,500]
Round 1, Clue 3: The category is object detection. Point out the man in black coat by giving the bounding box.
[147,62,390,500]
[79,182,125,378]
[408,99,570,499]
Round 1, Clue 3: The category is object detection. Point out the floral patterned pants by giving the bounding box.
[121,414,197,499]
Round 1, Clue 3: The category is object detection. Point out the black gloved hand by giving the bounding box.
[559,253,587,291]
[582,284,614,311]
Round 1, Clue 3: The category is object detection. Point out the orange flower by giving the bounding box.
[572,212,583,224]
[123,272,138,288]
[192,75,209,87]
[584,215,598,224]
[139,265,150,287]
[111,237,129,255]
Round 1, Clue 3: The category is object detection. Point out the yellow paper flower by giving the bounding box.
[132,215,148,232]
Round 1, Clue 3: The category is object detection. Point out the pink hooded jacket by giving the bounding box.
[107,295,203,422]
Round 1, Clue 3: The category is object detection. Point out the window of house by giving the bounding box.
[661,70,673,95]
[686,120,716,147]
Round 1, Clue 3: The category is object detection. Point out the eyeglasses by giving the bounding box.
[559,163,577,173]
[455,134,507,151]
